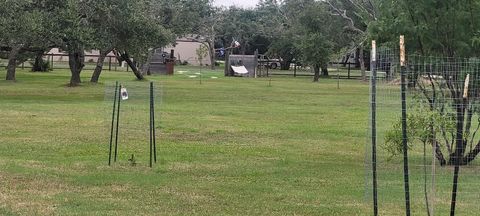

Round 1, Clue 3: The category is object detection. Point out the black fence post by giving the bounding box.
[450,71,469,216]
[50,54,54,70]
[294,62,297,77]
[266,62,269,77]
[108,81,119,165]
[337,73,340,89]
[370,40,378,216]
[400,35,411,216]
[348,63,351,79]
[149,82,157,167]
[152,83,157,163]
[149,82,153,168]
[114,84,122,162]
[109,56,112,71]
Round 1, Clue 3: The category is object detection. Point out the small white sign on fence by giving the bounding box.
[121,87,128,100]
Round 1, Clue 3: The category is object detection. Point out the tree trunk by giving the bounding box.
[433,140,447,166]
[208,48,215,70]
[6,46,20,81]
[90,49,110,83]
[313,64,320,82]
[449,97,466,216]
[359,47,366,81]
[32,50,46,72]
[321,64,329,76]
[224,49,231,76]
[68,49,85,86]
[446,99,467,166]
[343,55,350,67]
[462,141,480,165]
[207,40,215,70]
[121,51,144,80]
[208,27,216,70]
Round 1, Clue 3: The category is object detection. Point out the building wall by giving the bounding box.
[164,40,211,66]
[46,48,116,63]
[46,38,211,66]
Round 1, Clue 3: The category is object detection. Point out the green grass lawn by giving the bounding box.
[0,66,479,215]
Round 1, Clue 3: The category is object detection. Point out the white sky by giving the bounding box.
[213,0,259,8]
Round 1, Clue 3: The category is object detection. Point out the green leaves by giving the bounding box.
[370,0,480,57]
[152,0,212,36]
[0,0,53,48]
[294,2,340,67]
[384,99,455,159]
[297,33,334,67]
[57,0,94,51]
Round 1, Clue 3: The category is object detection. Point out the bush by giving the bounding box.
[30,61,51,72]
[383,100,455,160]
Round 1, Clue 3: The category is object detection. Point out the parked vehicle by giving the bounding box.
[257,55,281,69]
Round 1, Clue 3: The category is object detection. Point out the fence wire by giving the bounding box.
[367,47,480,215]
[103,82,163,166]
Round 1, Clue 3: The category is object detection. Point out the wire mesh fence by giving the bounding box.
[367,43,480,215]
[104,81,163,167]
[268,62,364,78]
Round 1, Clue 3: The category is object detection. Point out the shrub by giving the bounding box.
[30,61,51,72]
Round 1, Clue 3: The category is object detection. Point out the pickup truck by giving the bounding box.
[257,55,281,69]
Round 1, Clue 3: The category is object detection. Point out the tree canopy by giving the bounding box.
[2,0,480,83]
[369,0,480,57]
[0,0,59,80]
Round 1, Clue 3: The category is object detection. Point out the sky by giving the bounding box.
[213,0,259,8]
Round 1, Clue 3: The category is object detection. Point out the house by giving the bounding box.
[163,37,211,66]
[45,37,211,66]
[46,48,116,62]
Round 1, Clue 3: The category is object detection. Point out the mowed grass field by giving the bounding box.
[0,66,479,215]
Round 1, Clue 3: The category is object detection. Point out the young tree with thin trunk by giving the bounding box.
[372,1,480,214]
[374,0,480,165]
